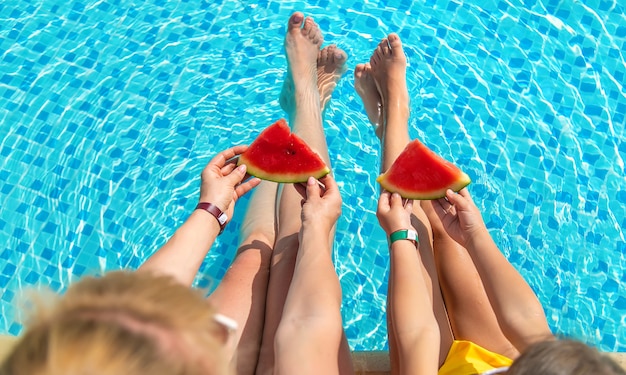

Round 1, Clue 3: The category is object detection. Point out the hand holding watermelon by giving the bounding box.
[376,191,415,236]
[297,174,342,239]
[200,145,262,221]
[433,188,487,248]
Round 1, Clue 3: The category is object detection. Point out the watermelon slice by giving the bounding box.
[377,139,471,200]
[237,119,330,183]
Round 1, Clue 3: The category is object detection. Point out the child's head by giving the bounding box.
[508,339,625,375]
[1,271,232,375]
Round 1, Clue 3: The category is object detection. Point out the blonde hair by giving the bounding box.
[0,271,232,375]
[508,339,625,375]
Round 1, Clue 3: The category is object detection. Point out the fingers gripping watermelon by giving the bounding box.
[377,139,471,200]
[237,119,330,183]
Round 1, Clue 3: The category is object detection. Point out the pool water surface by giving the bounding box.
[0,0,625,351]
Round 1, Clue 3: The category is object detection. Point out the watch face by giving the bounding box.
[218,213,228,225]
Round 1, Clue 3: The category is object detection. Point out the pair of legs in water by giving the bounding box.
[207,12,353,375]
[355,33,552,373]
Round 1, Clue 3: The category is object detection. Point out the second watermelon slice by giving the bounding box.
[377,139,471,199]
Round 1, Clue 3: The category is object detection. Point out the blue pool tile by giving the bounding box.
[602,279,618,293]
[24,271,39,284]
[8,323,22,336]
[2,263,16,276]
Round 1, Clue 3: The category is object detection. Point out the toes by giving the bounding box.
[319,46,330,62]
[302,16,314,34]
[369,51,380,66]
[303,17,322,44]
[387,33,403,54]
[288,12,304,31]
[355,63,366,78]
[325,45,336,62]
[334,48,347,64]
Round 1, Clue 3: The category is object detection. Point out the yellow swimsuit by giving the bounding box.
[438,340,513,375]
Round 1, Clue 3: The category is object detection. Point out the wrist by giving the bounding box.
[301,221,332,237]
[195,202,228,234]
[465,227,492,251]
[388,229,418,247]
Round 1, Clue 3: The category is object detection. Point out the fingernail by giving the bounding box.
[238,164,246,173]
[307,176,315,185]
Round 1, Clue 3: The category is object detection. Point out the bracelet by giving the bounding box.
[196,202,228,234]
[389,229,418,246]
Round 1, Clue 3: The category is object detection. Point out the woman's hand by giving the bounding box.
[199,145,261,220]
[433,188,486,247]
[298,175,342,235]
[376,191,414,235]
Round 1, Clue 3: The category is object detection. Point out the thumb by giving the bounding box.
[305,176,320,199]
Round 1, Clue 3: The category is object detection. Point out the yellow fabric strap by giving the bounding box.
[438,340,513,375]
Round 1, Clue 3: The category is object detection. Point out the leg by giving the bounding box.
[356,34,453,367]
[423,201,520,359]
[207,181,278,375]
[256,12,351,374]
[274,175,346,375]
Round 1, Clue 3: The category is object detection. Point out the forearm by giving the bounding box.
[139,210,221,286]
[465,228,552,348]
[389,240,440,375]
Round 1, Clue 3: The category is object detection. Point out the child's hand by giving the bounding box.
[376,191,415,235]
[433,188,486,247]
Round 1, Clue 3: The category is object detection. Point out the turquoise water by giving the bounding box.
[0,0,625,352]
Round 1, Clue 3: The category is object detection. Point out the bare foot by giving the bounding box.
[317,45,347,111]
[279,12,323,116]
[369,33,409,116]
[284,12,322,88]
[354,63,383,139]
[281,45,347,114]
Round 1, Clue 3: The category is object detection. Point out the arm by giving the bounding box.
[139,146,261,286]
[377,192,440,375]
[434,188,552,350]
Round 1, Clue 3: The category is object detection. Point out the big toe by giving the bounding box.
[354,63,366,78]
[288,12,304,31]
[387,33,404,54]
[334,48,347,64]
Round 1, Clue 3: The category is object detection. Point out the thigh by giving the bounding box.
[424,201,519,359]
[410,205,455,366]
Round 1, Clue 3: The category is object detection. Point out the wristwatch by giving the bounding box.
[389,229,419,246]
[196,202,228,234]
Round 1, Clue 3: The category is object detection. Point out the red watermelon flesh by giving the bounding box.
[377,139,471,200]
[238,119,330,183]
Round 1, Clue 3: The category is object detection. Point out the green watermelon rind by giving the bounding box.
[377,172,471,200]
[239,155,330,183]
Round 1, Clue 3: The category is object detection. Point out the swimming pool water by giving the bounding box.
[0,0,625,352]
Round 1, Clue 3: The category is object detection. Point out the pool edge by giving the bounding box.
[0,335,623,373]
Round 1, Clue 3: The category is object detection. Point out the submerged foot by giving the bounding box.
[354,63,383,139]
[318,45,347,112]
[369,33,409,115]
